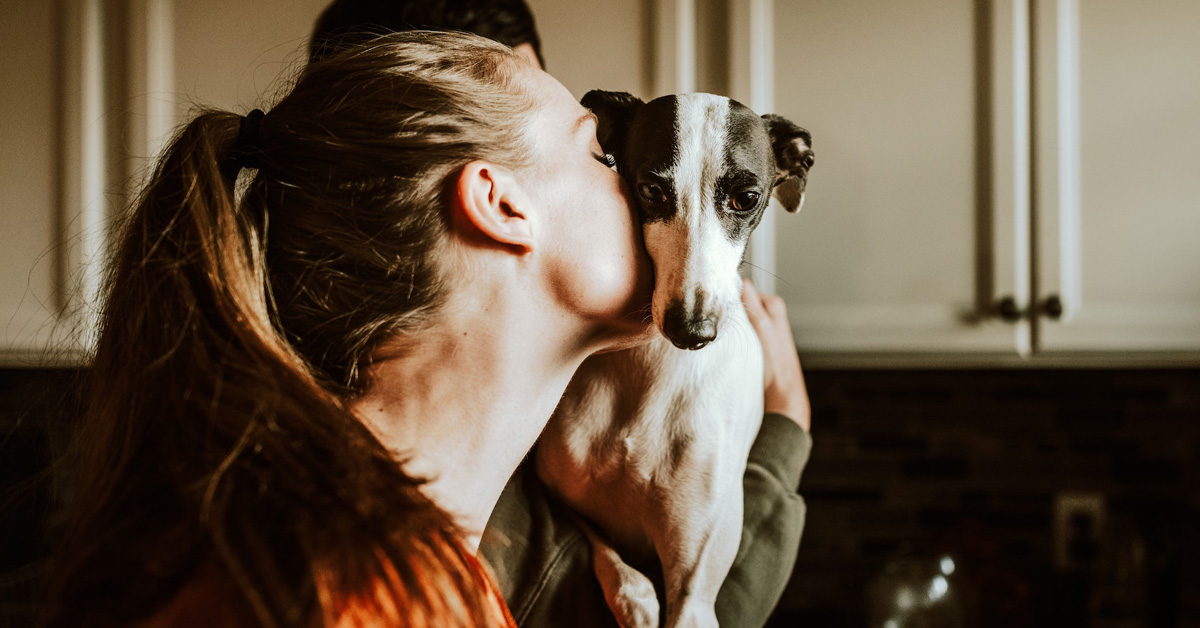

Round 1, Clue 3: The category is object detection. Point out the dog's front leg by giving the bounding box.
[581,522,661,628]
[650,458,746,628]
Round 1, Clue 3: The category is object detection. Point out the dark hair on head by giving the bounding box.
[310,0,543,66]
[42,31,535,628]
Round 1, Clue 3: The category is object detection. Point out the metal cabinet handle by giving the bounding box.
[996,296,1025,322]
[996,295,1064,322]
[1042,294,1064,320]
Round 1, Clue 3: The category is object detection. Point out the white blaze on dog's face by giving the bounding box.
[643,95,747,350]
[582,90,814,350]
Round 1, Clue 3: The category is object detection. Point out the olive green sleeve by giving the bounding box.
[715,412,812,628]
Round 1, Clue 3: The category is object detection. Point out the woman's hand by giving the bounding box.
[742,279,810,432]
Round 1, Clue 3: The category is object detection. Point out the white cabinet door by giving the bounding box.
[0,0,105,364]
[761,0,1032,357]
[1034,0,1200,353]
[0,0,329,364]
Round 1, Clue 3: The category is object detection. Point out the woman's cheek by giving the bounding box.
[593,187,653,316]
[551,194,652,323]
[590,244,650,317]
[550,238,636,320]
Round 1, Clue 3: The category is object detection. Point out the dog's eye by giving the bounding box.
[593,152,617,169]
[729,191,761,212]
[638,182,668,204]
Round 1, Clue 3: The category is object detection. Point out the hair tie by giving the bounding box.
[223,109,266,180]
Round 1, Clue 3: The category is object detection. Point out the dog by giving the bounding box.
[536,90,814,628]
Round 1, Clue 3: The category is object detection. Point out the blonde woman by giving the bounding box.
[46,33,655,627]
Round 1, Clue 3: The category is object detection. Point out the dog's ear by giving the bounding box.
[581,90,645,162]
[761,114,815,213]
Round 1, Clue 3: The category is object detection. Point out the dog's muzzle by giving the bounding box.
[662,299,720,350]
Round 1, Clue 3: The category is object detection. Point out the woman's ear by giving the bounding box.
[452,161,535,253]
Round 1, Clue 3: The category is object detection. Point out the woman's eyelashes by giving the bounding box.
[593,152,617,169]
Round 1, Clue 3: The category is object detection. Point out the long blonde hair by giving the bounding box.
[45,32,534,628]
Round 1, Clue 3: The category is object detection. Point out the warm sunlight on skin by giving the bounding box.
[519,66,656,350]
[350,66,655,550]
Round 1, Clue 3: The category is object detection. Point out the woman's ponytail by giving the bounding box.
[47,32,530,628]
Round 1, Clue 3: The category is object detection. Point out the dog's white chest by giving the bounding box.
[541,307,763,503]
[620,312,762,478]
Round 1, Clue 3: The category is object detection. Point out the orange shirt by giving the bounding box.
[135,558,519,628]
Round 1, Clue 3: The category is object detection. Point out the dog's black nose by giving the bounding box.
[663,300,719,350]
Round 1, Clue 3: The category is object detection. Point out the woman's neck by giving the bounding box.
[350,283,584,551]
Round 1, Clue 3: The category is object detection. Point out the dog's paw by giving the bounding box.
[588,526,661,628]
[611,575,660,628]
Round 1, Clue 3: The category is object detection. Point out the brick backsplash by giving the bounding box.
[771,369,1200,628]
[3,368,1199,627]
[0,369,83,628]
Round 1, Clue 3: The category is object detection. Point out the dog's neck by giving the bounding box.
[349,282,586,550]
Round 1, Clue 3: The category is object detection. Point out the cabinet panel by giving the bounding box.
[1036,0,1200,352]
[1,0,103,364]
[0,0,59,355]
[768,0,1028,354]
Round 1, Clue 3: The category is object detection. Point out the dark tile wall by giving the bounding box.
[0,369,80,628]
[771,369,1200,628]
[4,368,1199,627]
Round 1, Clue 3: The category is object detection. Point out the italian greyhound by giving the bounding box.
[537,90,814,628]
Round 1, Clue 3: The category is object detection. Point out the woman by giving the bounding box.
[306,4,813,627]
[43,30,809,628]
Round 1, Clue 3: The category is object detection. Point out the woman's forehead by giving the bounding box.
[525,68,583,119]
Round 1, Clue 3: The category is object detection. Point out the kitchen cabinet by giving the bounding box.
[0,0,329,364]
[1033,0,1200,354]
[5,0,1196,366]
[751,0,1200,365]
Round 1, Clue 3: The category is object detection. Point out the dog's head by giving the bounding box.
[582,90,814,350]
